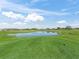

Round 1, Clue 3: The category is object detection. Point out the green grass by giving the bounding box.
[0,30,38,34]
[0,29,79,59]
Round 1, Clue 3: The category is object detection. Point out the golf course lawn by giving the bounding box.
[0,29,79,59]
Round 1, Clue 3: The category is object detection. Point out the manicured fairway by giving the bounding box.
[0,29,79,59]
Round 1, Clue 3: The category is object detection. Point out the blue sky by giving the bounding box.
[0,0,79,29]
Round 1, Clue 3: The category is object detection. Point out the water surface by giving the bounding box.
[8,31,58,37]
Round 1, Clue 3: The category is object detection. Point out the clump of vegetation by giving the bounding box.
[65,26,72,30]
[0,29,79,59]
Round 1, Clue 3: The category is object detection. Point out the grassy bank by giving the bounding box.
[0,29,79,59]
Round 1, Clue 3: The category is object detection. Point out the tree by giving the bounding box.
[31,28,38,30]
[46,28,50,30]
[65,26,72,29]
[57,27,61,29]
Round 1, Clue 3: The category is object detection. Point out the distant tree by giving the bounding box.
[50,28,55,30]
[31,28,38,30]
[65,26,72,29]
[57,27,61,29]
[75,28,79,29]
[46,28,50,30]
[25,28,30,30]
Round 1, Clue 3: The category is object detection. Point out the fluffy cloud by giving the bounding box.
[0,0,70,17]
[0,22,11,29]
[0,22,27,29]
[57,20,67,24]
[2,11,44,22]
[30,0,40,3]
[25,12,44,22]
[0,0,73,29]
[1,10,44,22]
[67,0,77,5]
[0,22,9,26]
[2,11,24,19]
[30,0,48,4]
[13,22,26,25]
[0,8,2,12]
[61,9,68,12]
[75,11,79,15]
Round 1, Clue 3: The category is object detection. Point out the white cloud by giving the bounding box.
[75,11,79,15]
[0,22,9,26]
[67,0,77,5]
[30,0,40,3]
[13,22,26,25]
[0,8,2,12]
[71,24,79,28]
[57,20,67,24]
[0,0,70,17]
[25,12,44,22]
[50,12,69,16]
[30,0,48,4]
[0,22,27,29]
[56,20,68,28]
[0,22,11,29]
[0,0,72,29]
[2,11,44,22]
[2,11,24,19]
[61,9,68,12]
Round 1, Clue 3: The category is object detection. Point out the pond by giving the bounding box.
[8,31,58,37]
